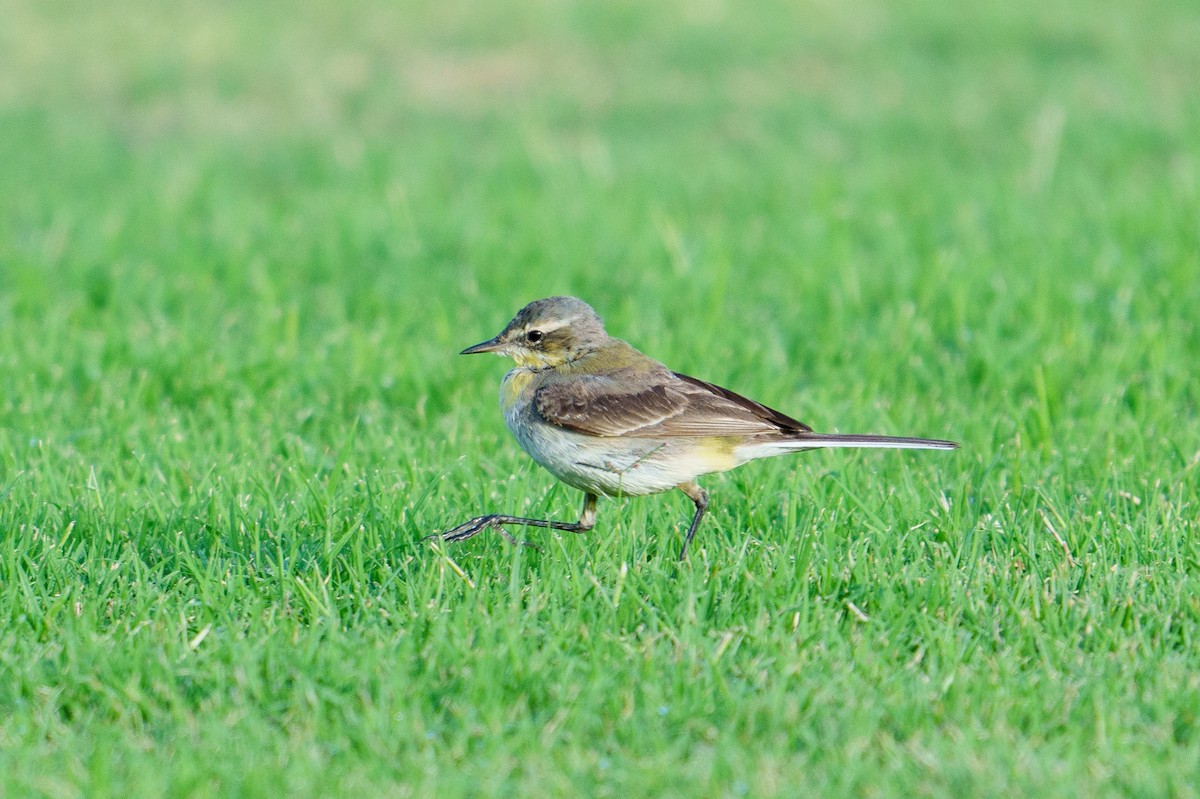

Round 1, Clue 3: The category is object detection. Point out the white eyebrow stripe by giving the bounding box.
[532,316,577,333]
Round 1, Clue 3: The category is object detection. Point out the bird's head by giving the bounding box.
[461,296,608,368]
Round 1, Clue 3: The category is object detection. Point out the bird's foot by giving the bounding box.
[424,516,541,550]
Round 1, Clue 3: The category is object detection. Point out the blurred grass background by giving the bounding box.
[1,0,1199,796]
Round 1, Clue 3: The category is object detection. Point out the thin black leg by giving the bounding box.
[677,482,709,560]
[428,492,598,548]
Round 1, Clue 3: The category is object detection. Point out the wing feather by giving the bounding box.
[533,369,811,439]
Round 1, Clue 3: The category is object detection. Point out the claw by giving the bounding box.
[425,516,488,544]
[446,517,490,542]
[424,515,543,551]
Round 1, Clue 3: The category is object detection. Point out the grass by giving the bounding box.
[1,0,1199,795]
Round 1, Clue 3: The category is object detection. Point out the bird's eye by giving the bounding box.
[526,330,544,343]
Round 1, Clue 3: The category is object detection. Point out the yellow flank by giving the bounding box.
[694,436,740,472]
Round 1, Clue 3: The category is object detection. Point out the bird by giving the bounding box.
[430,296,958,560]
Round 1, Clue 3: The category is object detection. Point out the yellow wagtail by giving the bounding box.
[432,296,958,559]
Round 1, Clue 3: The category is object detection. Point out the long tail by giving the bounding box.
[742,433,958,459]
[792,433,958,450]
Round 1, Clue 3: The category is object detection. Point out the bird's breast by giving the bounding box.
[499,367,538,412]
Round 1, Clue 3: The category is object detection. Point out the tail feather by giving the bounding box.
[794,433,959,451]
[739,433,959,460]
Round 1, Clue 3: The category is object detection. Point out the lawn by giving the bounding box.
[2,0,1199,795]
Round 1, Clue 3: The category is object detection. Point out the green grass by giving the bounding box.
[2,0,1200,795]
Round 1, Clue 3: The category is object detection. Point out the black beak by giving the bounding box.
[460,336,504,355]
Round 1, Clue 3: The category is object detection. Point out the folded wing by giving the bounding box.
[533,369,812,439]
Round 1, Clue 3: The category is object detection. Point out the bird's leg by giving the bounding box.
[676,481,709,561]
[428,492,598,548]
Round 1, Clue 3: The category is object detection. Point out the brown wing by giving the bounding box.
[533,369,811,438]
[672,372,812,434]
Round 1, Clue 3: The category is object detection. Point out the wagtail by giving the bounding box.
[432,296,958,560]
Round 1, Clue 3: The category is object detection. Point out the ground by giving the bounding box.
[1,0,1199,795]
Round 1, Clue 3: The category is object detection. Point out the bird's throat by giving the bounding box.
[501,367,538,409]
